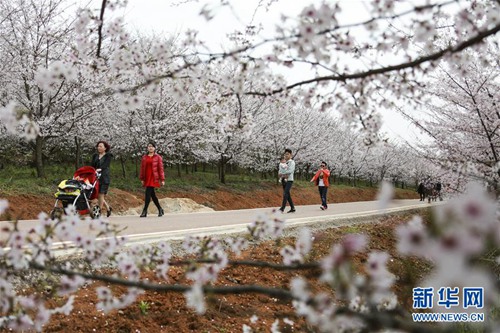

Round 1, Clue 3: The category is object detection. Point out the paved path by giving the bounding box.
[1,199,439,247]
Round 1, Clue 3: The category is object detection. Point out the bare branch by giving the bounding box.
[28,262,295,300]
[96,0,107,58]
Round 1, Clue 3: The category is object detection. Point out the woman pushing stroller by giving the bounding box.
[91,140,113,217]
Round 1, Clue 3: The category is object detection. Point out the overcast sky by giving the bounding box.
[122,0,374,50]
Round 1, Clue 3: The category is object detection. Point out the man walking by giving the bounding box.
[279,148,296,213]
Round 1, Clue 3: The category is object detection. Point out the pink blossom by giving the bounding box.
[7,314,34,331]
[376,181,394,210]
[290,277,311,302]
[184,283,206,314]
[0,199,8,215]
[225,237,248,255]
[58,276,86,296]
[342,234,367,254]
[396,215,433,257]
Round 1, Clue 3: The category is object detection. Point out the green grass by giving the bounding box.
[0,162,414,197]
[138,300,150,315]
[0,166,63,195]
[0,163,279,196]
[343,225,362,233]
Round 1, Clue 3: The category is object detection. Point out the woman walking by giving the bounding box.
[310,161,330,210]
[139,142,165,217]
[91,140,113,217]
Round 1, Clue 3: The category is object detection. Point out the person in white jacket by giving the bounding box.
[278,148,296,213]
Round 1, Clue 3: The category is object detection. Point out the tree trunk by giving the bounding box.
[135,157,139,178]
[120,156,126,178]
[177,164,181,177]
[74,136,82,170]
[34,135,45,178]
[219,155,227,184]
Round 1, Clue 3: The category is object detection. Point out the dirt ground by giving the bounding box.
[0,184,418,221]
[9,212,428,333]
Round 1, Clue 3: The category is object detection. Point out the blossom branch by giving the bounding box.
[245,23,500,96]
[96,0,107,58]
[28,262,295,300]
[169,259,320,271]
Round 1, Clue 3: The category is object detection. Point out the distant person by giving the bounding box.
[278,156,288,184]
[417,181,425,201]
[424,178,434,203]
[435,181,442,201]
[278,148,296,213]
[139,142,165,217]
[310,161,330,210]
[91,140,113,217]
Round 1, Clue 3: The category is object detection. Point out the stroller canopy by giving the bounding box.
[74,166,97,183]
[74,166,99,200]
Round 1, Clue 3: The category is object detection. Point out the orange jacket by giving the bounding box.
[310,169,330,187]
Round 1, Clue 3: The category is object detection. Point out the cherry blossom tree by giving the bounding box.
[240,100,339,178]
[331,128,370,181]
[1,0,500,331]
[402,45,500,193]
[361,142,414,187]
[80,0,498,143]
[0,0,92,177]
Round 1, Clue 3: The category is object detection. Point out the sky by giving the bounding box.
[90,0,423,143]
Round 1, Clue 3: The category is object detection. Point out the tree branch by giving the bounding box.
[28,262,295,300]
[96,0,107,58]
[245,23,500,96]
[169,258,320,271]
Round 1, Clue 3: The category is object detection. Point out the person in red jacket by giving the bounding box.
[139,142,165,217]
[310,161,330,210]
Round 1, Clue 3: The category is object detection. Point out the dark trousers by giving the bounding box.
[144,187,161,210]
[318,186,328,207]
[281,181,294,210]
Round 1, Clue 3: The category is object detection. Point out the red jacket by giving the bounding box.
[140,154,165,186]
[310,169,330,187]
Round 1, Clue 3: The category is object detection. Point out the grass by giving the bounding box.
[138,301,150,315]
[0,163,268,196]
[0,162,401,197]
[343,225,362,233]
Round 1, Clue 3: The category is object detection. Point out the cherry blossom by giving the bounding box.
[184,283,206,314]
[1,0,500,331]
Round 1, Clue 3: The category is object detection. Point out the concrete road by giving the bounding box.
[1,199,439,247]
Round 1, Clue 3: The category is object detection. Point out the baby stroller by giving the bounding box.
[50,166,101,220]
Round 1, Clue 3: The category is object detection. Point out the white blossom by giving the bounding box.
[184,283,206,314]
[0,199,8,215]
